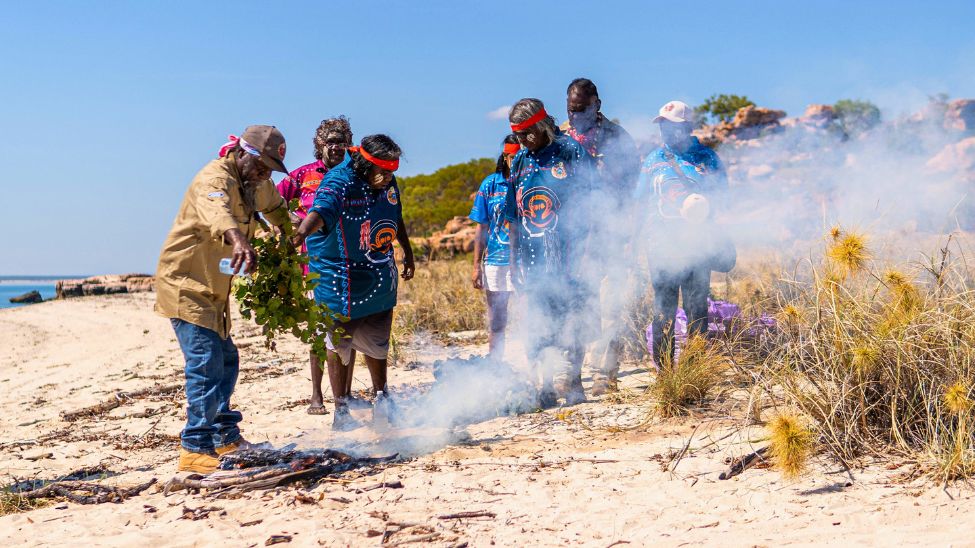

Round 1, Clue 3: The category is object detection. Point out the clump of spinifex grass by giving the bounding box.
[937,381,975,481]
[827,229,869,278]
[739,229,975,481]
[768,413,815,479]
[651,335,728,417]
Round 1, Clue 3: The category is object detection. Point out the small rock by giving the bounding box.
[9,290,42,304]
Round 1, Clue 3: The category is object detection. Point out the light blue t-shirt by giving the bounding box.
[468,172,511,266]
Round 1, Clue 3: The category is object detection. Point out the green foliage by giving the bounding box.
[233,201,342,360]
[694,94,755,125]
[833,99,881,135]
[399,158,496,235]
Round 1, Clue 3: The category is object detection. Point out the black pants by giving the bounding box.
[650,263,711,368]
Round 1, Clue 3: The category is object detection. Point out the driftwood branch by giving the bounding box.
[437,510,495,520]
[719,446,769,480]
[19,478,157,504]
[61,383,182,422]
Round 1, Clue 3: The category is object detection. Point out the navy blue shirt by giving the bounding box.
[307,157,402,319]
[504,132,594,278]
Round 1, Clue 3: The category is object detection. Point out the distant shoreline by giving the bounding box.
[0,275,92,282]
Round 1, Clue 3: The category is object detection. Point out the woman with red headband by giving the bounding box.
[469,134,520,360]
[293,134,415,430]
[504,98,595,407]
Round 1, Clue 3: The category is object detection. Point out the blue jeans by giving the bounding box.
[170,319,242,453]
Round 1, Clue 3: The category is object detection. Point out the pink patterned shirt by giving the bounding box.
[276,159,328,220]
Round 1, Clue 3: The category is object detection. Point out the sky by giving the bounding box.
[2,0,974,276]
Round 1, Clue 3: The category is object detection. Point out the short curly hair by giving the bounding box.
[313,116,353,160]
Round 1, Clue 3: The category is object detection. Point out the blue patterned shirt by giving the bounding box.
[307,157,402,319]
[469,172,511,266]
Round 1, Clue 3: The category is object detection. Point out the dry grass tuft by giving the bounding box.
[0,491,51,516]
[651,335,728,418]
[768,413,815,479]
[394,257,485,342]
[945,382,973,415]
[736,230,975,481]
[827,231,869,277]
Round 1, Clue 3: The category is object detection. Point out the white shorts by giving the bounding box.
[483,264,514,292]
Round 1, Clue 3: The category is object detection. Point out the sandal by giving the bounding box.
[306,404,329,415]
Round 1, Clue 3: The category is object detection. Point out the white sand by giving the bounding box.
[1,293,971,547]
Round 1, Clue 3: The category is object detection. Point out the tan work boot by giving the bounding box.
[178,448,219,474]
[215,437,251,456]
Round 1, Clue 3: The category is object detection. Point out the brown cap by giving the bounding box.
[240,125,289,173]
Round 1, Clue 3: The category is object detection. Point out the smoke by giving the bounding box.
[299,95,975,459]
[292,352,541,457]
[624,98,975,268]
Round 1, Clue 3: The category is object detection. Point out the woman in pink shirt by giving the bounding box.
[277,116,354,415]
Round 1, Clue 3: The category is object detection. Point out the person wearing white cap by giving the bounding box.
[636,100,734,370]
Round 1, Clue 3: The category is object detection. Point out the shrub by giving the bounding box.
[833,99,881,135]
[399,158,496,236]
[694,94,755,125]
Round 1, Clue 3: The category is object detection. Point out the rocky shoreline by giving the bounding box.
[55,274,155,299]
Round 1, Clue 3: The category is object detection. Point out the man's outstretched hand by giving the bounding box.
[225,228,256,275]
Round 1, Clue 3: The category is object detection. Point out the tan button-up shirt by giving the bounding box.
[155,152,289,338]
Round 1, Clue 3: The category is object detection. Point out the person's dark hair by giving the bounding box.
[509,98,557,143]
[351,134,402,179]
[313,116,353,160]
[496,134,518,179]
[567,77,599,99]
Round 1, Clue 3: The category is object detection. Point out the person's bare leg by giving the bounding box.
[327,350,358,430]
[363,355,387,393]
[308,350,326,414]
[345,350,357,395]
[326,350,350,402]
[486,291,510,361]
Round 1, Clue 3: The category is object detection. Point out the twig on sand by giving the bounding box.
[437,510,495,520]
[668,424,700,476]
[136,416,164,442]
[719,446,770,480]
[385,533,440,546]
[17,478,157,504]
[358,480,404,492]
[606,541,631,548]
[61,383,182,422]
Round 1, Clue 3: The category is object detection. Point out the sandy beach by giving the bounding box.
[1,292,972,547]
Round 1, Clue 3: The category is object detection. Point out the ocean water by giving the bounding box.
[0,276,85,309]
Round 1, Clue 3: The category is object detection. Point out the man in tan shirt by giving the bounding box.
[155,125,290,474]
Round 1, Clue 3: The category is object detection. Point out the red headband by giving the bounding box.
[349,146,399,171]
[503,143,521,155]
[510,108,548,132]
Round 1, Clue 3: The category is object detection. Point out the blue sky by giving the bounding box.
[2,0,974,275]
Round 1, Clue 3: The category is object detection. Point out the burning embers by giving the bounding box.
[164,446,396,496]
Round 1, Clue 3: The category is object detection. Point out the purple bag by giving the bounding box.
[646,299,773,363]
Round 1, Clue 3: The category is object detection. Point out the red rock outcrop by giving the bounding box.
[56,274,155,299]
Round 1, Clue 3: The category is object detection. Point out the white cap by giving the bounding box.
[653,100,693,124]
[680,194,710,223]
